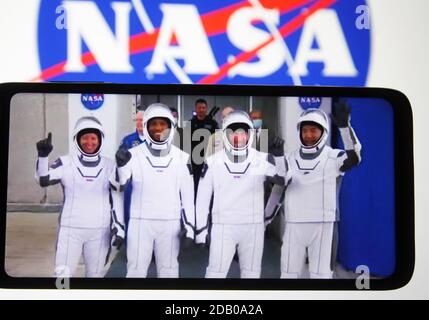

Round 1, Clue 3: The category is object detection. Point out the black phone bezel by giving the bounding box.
[0,82,414,290]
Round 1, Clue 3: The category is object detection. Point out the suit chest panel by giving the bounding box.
[212,158,266,195]
[131,151,180,191]
[289,152,337,187]
[62,160,109,193]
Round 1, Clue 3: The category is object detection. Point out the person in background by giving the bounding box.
[188,98,219,195]
[206,106,234,157]
[249,109,284,154]
[121,108,145,149]
[169,107,183,150]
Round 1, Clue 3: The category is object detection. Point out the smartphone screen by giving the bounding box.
[0,84,414,289]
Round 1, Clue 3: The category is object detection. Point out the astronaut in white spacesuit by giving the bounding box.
[195,110,285,278]
[35,116,124,278]
[280,101,362,279]
[115,103,195,278]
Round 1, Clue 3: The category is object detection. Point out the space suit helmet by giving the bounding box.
[143,103,177,151]
[297,108,330,154]
[73,116,104,158]
[222,110,254,156]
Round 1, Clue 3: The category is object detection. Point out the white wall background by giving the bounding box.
[0,0,428,299]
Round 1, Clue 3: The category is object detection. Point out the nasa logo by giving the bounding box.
[299,96,322,109]
[81,94,104,110]
[36,0,370,85]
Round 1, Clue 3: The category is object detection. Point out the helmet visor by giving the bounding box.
[225,123,250,149]
[300,121,324,147]
[147,117,172,143]
[77,128,101,155]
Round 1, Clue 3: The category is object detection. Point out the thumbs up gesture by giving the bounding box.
[36,132,53,157]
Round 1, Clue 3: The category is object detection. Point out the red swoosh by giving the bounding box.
[33,0,319,82]
[198,0,337,84]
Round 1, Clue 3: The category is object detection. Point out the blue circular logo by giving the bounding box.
[81,94,104,110]
[299,97,322,109]
[37,0,370,86]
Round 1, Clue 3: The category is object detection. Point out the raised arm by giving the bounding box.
[35,132,64,187]
[332,100,362,172]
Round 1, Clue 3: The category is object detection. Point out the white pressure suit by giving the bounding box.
[281,107,361,279]
[35,116,123,278]
[195,111,285,278]
[116,103,195,278]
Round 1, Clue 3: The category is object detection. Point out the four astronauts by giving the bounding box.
[35,100,361,279]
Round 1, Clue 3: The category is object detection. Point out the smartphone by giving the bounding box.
[0,83,414,290]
